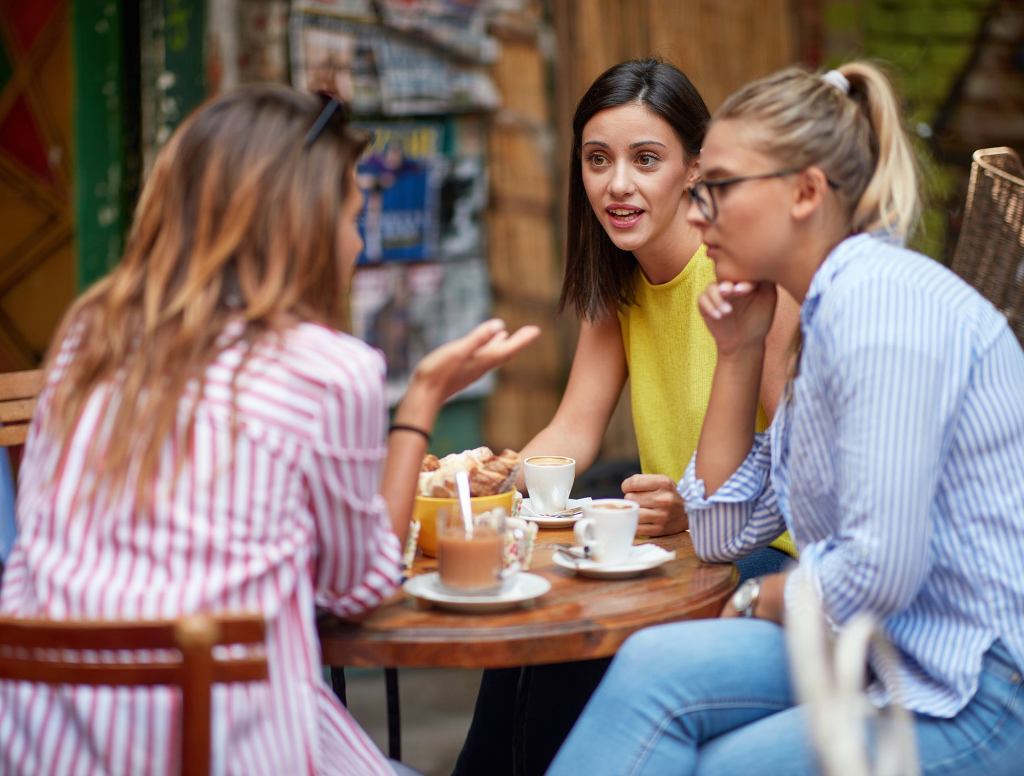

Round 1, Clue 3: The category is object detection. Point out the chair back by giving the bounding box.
[949,147,1024,346]
[0,369,44,447]
[0,613,268,776]
[786,578,919,776]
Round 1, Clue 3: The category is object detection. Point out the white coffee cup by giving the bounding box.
[573,498,638,565]
[523,455,575,515]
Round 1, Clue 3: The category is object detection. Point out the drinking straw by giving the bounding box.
[455,470,474,536]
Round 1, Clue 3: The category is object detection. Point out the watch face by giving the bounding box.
[732,580,757,613]
[733,586,751,610]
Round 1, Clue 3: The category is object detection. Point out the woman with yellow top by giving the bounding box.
[454,58,799,776]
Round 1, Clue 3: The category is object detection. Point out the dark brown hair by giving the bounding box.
[43,84,369,503]
[560,58,710,320]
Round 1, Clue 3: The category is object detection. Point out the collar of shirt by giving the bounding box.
[800,230,902,331]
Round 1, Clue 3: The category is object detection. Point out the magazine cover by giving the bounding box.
[440,116,488,259]
[351,258,494,404]
[377,0,497,63]
[236,1,290,84]
[356,122,445,264]
[289,14,381,112]
[292,0,375,20]
[290,12,498,115]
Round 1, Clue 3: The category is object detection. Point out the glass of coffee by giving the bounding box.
[437,508,523,594]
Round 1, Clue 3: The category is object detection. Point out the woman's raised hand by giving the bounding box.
[411,319,541,405]
[698,281,778,356]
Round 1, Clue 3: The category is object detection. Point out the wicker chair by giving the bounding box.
[949,147,1024,347]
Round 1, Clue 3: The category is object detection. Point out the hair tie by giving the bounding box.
[821,69,851,95]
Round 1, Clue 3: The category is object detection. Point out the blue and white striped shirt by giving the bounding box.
[681,233,1024,718]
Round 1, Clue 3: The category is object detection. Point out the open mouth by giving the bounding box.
[606,206,644,228]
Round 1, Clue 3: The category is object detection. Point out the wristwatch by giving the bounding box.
[731,577,761,618]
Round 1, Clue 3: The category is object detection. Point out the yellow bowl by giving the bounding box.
[413,490,516,557]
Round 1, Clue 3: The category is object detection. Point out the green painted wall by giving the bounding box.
[72,0,128,289]
[822,0,992,261]
[73,0,207,290]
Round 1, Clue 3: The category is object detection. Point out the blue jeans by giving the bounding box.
[548,619,1024,775]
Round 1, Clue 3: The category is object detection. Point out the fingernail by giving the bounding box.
[721,303,732,314]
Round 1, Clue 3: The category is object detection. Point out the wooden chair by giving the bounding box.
[0,368,44,448]
[949,147,1024,347]
[0,613,268,776]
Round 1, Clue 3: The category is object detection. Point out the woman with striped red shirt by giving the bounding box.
[0,86,538,775]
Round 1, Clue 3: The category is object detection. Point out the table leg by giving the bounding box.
[330,666,347,707]
[385,668,402,761]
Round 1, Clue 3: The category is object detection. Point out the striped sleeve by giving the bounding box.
[679,434,787,561]
[794,275,947,625]
[307,348,402,618]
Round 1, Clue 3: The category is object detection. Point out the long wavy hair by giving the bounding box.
[560,58,710,321]
[41,85,369,503]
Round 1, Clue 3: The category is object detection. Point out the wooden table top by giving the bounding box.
[318,527,738,670]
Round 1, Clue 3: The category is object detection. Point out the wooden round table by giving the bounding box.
[318,527,737,670]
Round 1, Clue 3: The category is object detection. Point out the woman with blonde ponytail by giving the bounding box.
[0,85,538,774]
[550,62,1024,775]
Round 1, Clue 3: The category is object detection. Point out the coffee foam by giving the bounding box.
[526,456,574,466]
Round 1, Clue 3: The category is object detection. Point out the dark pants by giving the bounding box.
[735,545,793,581]
[452,658,612,776]
[452,547,793,775]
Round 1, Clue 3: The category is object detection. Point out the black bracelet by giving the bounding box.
[388,423,432,444]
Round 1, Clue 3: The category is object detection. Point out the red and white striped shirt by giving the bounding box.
[0,322,403,775]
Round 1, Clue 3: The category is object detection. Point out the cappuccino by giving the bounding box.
[525,455,574,466]
[524,456,575,515]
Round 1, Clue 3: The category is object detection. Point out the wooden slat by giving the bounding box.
[0,614,265,651]
[0,369,44,400]
[0,369,43,448]
[0,424,29,447]
[0,619,180,649]
[212,614,267,646]
[212,659,269,683]
[0,658,182,686]
[0,398,37,423]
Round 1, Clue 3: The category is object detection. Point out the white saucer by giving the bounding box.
[552,544,676,579]
[519,497,591,528]
[403,572,551,613]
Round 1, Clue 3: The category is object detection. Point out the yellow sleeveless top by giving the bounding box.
[617,245,796,557]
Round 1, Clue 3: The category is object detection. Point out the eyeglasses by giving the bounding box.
[688,168,838,223]
[303,91,348,149]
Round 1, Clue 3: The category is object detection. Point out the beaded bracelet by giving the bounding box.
[388,423,432,444]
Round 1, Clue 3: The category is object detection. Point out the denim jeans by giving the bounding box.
[548,619,1024,775]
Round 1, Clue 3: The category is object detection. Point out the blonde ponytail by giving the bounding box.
[840,63,919,239]
[717,61,919,242]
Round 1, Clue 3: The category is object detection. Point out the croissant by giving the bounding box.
[469,466,506,494]
[417,446,522,497]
